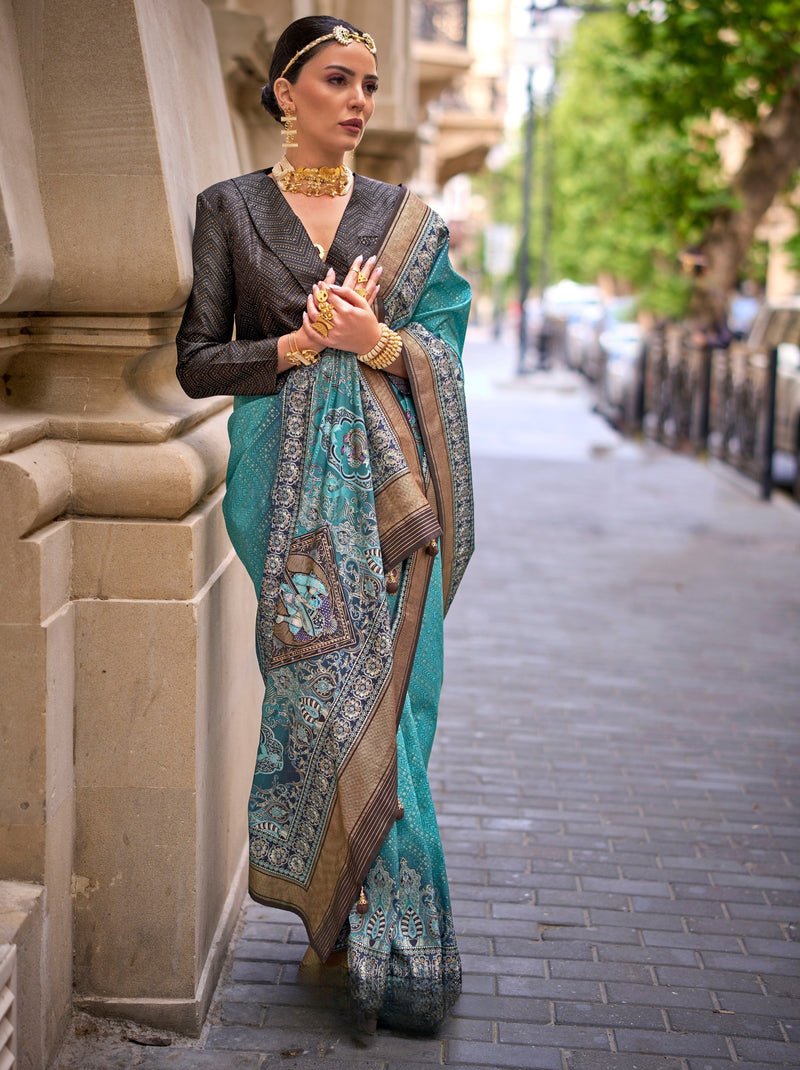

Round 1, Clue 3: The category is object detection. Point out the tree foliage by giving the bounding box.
[625,0,800,126]
[550,10,714,312]
[623,0,800,318]
[478,1,800,319]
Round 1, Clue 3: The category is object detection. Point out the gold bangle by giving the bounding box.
[365,334,402,369]
[357,324,402,370]
[286,332,319,367]
[364,344,401,370]
[358,323,389,363]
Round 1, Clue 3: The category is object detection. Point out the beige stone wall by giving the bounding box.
[759,203,800,302]
[0,0,263,1063]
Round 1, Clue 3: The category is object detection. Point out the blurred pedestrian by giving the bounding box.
[728,280,761,340]
[680,246,732,350]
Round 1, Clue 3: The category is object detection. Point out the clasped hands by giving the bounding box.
[296,254,383,357]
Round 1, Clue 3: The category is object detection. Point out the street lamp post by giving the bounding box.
[517,65,537,374]
[538,57,556,307]
[536,45,558,369]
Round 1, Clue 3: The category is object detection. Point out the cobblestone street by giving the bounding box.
[56,327,800,1069]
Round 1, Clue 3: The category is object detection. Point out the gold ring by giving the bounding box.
[311,285,335,336]
[356,271,368,286]
[318,287,333,311]
[355,287,368,299]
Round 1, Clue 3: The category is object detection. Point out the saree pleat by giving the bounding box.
[221,185,472,1033]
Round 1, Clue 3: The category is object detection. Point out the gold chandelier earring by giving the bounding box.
[281,111,298,149]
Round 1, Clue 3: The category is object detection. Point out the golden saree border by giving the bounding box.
[361,366,442,571]
[400,330,458,606]
[373,190,459,608]
[373,188,431,301]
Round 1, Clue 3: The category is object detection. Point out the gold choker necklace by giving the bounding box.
[272,156,353,198]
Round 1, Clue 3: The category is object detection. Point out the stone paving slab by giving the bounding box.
[54,333,800,1068]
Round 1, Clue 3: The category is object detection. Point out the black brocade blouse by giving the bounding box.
[175,170,403,399]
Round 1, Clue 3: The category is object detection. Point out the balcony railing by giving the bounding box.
[413,0,468,48]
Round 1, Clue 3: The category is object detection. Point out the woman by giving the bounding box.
[176,15,473,1035]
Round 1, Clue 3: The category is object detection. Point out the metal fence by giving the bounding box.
[629,305,800,501]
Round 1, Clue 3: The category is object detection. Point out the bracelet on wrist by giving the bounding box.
[357,323,402,370]
[286,331,319,368]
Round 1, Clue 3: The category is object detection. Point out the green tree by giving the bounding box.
[550,10,705,314]
[481,2,800,321]
[624,0,800,323]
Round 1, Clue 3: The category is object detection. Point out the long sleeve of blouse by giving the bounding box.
[176,193,280,398]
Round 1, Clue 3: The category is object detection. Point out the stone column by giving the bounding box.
[0,0,264,1058]
[0,3,71,1063]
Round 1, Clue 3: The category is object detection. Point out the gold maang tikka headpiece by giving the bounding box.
[279,25,376,81]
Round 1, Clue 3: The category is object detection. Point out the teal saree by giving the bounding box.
[223,187,473,1032]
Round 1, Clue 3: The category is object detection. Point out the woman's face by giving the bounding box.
[278,42,378,161]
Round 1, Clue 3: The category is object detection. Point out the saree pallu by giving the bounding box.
[223,189,473,1032]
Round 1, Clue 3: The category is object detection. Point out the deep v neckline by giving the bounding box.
[268,171,364,275]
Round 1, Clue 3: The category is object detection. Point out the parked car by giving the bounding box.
[565,310,605,379]
[719,299,800,498]
[774,341,800,494]
[542,280,605,370]
[596,301,645,424]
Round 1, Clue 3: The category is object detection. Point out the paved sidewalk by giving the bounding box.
[56,329,800,1069]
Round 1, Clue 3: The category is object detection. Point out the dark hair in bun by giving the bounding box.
[261,15,368,123]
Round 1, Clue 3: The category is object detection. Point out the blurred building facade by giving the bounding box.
[0,1,507,1066]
